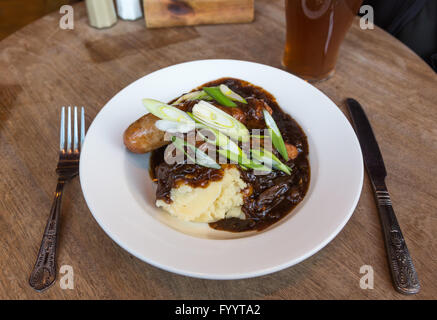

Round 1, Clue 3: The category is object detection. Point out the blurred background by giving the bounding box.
[0,0,435,71]
[0,0,80,40]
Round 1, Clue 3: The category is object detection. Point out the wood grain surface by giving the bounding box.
[0,0,436,299]
[0,0,80,40]
[143,0,254,28]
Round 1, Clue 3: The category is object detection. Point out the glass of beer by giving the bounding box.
[283,0,363,82]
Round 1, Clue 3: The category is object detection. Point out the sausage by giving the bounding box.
[123,113,168,153]
[124,100,198,153]
[123,98,276,154]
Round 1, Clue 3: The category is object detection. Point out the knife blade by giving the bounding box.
[346,98,386,185]
[346,98,420,295]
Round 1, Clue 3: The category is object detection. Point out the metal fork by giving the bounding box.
[29,106,85,292]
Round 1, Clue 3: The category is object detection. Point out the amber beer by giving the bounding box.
[283,0,363,81]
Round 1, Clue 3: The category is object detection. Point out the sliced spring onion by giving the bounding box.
[196,124,266,170]
[250,135,266,139]
[202,87,237,107]
[263,109,288,161]
[244,160,272,172]
[251,148,291,175]
[219,84,247,104]
[171,136,220,169]
[217,149,239,165]
[155,120,195,133]
[186,111,199,123]
[216,149,252,168]
[171,91,212,105]
[196,124,240,155]
[197,124,251,166]
[192,101,249,142]
[171,135,196,164]
[143,98,194,124]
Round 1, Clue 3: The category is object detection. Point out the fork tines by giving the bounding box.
[60,106,85,155]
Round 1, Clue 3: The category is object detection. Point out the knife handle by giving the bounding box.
[374,182,420,294]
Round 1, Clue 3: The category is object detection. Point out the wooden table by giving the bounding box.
[0,0,80,40]
[1,0,436,300]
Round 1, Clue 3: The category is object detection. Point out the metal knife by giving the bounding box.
[346,98,420,295]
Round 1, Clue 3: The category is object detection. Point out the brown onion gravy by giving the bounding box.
[150,78,310,232]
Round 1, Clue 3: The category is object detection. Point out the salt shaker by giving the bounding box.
[115,0,143,21]
[85,0,118,29]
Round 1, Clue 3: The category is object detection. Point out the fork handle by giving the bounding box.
[373,182,420,295]
[29,180,65,291]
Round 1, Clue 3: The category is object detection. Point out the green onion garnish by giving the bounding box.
[197,124,251,166]
[251,148,291,175]
[250,134,267,140]
[196,124,239,153]
[171,136,220,169]
[192,101,250,142]
[216,149,253,168]
[263,109,288,161]
[155,119,195,133]
[202,87,237,107]
[219,84,247,104]
[171,90,212,105]
[217,149,240,165]
[243,158,272,172]
[143,98,194,125]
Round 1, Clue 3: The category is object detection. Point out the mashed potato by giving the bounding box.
[156,167,247,223]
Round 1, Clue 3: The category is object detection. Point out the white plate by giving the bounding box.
[80,60,363,279]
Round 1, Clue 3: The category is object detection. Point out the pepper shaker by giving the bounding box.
[115,0,143,21]
[85,0,118,29]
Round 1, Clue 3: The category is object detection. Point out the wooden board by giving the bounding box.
[0,1,436,299]
[143,0,254,28]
